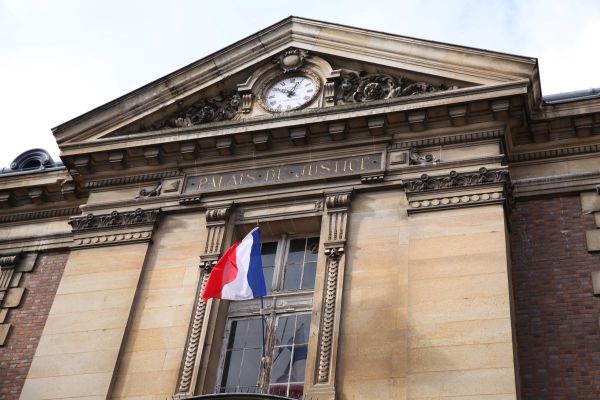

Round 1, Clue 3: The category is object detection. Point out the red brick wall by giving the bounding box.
[0,252,68,400]
[510,194,600,399]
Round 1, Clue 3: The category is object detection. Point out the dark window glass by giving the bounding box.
[261,242,277,293]
[283,264,302,291]
[221,318,262,393]
[283,237,318,292]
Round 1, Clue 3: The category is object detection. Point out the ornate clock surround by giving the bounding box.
[236,47,335,117]
[256,69,323,113]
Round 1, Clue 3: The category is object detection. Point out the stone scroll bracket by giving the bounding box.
[68,207,162,248]
[0,253,38,346]
[403,167,511,214]
[305,191,352,400]
[175,203,234,397]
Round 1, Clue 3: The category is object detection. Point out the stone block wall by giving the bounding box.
[0,252,68,400]
[510,194,600,399]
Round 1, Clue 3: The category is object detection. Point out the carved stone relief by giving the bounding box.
[334,70,457,105]
[149,91,242,130]
[403,168,510,214]
[409,146,440,165]
[403,168,509,193]
[133,47,460,133]
[68,208,161,248]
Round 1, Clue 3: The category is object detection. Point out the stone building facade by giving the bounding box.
[1,17,599,400]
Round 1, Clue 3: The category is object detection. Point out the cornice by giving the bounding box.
[509,143,600,162]
[392,127,504,149]
[58,81,528,158]
[0,207,81,224]
[512,170,600,198]
[84,169,181,189]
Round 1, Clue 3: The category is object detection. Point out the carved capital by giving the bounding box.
[205,205,233,223]
[325,192,352,209]
[0,255,19,270]
[324,246,344,261]
[199,256,219,273]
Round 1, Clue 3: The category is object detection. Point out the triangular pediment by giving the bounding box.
[53,16,539,153]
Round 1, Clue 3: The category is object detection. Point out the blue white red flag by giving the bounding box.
[202,227,267,301]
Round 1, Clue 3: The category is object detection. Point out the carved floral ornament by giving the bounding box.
[334,70,457,104]
[144,48,459,130]
[68,208,161,231]
[403,168,510,193]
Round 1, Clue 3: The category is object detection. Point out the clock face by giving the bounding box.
[263,76,318,112]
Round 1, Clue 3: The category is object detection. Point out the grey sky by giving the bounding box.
[1,0,599,166]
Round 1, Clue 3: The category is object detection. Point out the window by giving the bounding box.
[216,235,319,398]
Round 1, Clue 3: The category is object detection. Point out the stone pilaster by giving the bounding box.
[306,192,352,400]
[175,204,233,397]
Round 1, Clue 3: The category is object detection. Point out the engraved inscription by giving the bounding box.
[185,154,382,193]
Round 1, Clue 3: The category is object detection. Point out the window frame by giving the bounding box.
[214,233,319,396]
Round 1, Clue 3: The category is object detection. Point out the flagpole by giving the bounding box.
[258,296,268,394]
[260,296,266,358]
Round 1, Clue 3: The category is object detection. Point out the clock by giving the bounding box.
[260,73,321,113]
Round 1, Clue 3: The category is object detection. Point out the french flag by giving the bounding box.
[202,227,267,301]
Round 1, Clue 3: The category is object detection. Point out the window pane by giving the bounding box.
[290,345,307,382]
[230,320,247,349]
[294,315,310,345]
[239,348,261,388]
[305,237,319,263]
[261,242,277,293]
[276,316,295,346]
[301,262,316,290]
[221,349,242,389]
[263,265,274,293]
[287,239,306,265]
[271,346,292,383]
[245,318,263,348]
[283,264,302,291]
[261,242,277,267]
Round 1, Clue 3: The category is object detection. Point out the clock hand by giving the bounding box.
[272,87,291,94]
[288,80,302,97]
